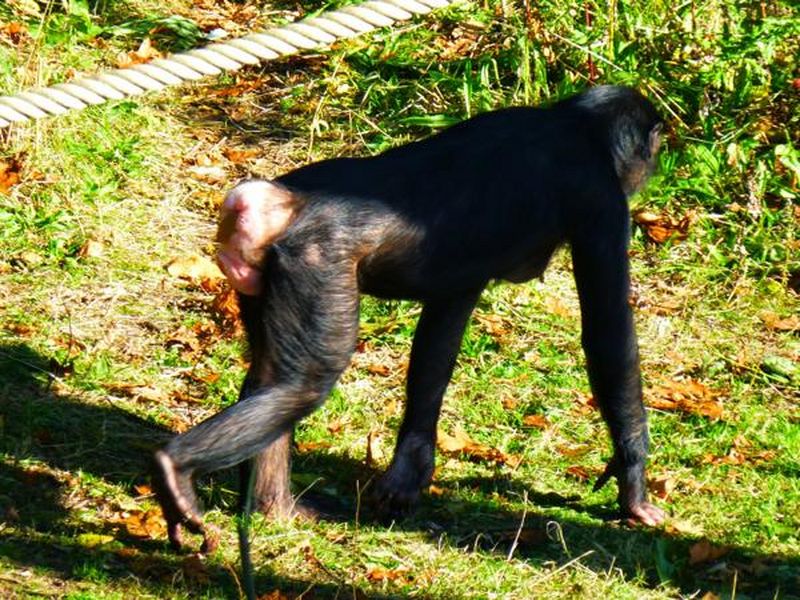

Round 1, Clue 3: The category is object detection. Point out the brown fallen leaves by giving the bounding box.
[0,21,28,44]
[633,210,694,244]
[437,427,522,468]
[211,75,270,98]
[565,465,592,481]
[116,38,162,68]
[258,592,296,600]
[689,538,730,565]
[648,475,676,500]
[760,311,800,332]
[110,508,167,540]
[646,379,724,420]
[522,414,550,429]
[703,435,776,466]
[210,284,242,329]
[166,253,242,335]
[77,239,104,259]
[0,156,23,193]
[473,311,512,340]
[365,565,412,584]
[573,380,725,420]
[166,254,225,282]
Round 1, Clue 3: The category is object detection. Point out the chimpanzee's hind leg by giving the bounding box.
[153,251,360,551]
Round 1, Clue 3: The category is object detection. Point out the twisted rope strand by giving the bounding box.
[0,0,458,128]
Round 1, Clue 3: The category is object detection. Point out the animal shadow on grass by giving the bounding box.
[1,342,797,598]
[0,343,423,598]
[294,437,800,599]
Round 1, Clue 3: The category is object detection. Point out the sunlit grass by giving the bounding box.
[0,0,798,598]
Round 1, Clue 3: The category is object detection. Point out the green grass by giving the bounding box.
[1,0,799,598]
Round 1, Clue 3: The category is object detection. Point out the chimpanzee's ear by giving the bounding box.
[647,123,663,158]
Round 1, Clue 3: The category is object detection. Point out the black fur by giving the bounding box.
[157,85,664,535]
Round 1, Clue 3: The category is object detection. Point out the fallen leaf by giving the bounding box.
[223,147,260,164]
[437,427,473,453]
[166,254,225,282]
[689,539,729,565]
[365,565,411,584]
[6,322,33,336]
[170,389,201,404]
[557,444,591,458]
[522,414,550,429]
[566,465,590,480]
[18,250,43,266]
[760,311,800,332]
[474,311,511,339]
[573,393,598,414]
[164,327,201,355]
[296,440,331,452]
[437,427,521,468]
[210,286,241,334]
[633,210,694,244]
[116,37,163,68]
[133,484,152,496]
[211,77,268,97]
[648,475,675,500]
[383,398,399,416]
[544,295,574,318]
[702,434,776,466]
[0,21,28,44]
[113,508,166,539]
[324,531,348,544]
[428,484,445,496]
[646,379,724,419]
[501,397,518,410]
[106,383,166,403]
[664,518,705,536]
[258,591,294,600]
[187,164,227,184]
[191,371,220,385]
[130,385,168,403]
[365,363,391,377]
[78,239,104,259]
[166,415,191,433]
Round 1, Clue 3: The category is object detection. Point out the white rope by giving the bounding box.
[0,0,458,129]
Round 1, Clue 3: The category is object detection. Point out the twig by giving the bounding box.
[506,490,528,562]
[530,550,595,586]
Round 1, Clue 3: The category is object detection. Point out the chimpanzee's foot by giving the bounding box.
[623,501,665,527]
[372,434,435,517]
[253,490,327,522]
[152,451,219,553]
[248,484,347,522]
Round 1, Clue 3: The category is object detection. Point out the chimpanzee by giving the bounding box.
[154,85,666,552]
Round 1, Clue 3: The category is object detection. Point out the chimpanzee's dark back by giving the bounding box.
[275,96,627,299]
